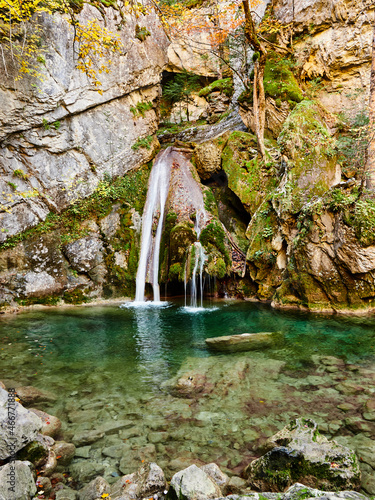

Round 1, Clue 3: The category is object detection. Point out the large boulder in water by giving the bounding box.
[205,332,280,352]
[244,418,361,492]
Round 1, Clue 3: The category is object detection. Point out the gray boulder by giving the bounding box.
[200,463,229,490]
[55,487,78,500]
[167,464,222,500]
[111,462,165,499]
[0,388,42,460]
[244,419,361,492]
[212,482,370,500]
[78,476,110,500]
[63,237,104,274]
[0,461,36,500]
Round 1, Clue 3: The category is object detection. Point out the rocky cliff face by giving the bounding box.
[1,0,375,313]
[0,3,169,307]
[274,0,373,115]
[0,4,168,243]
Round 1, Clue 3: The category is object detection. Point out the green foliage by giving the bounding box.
[7,181,17,190]
[336,110,369,179]
[262,226,273,238]
[352,198,375,246]
[131,135,154,150]
[42,118,60,131]
[278,100,336,161]
[163,70,201,104]
[135,25,150,41]
[130,101,153,118]
[198,78,233,98]
[13,169,29,180]
[305,77,325,99]
[203,188,218,215]
[168,262,182,280]
[15,295,60,306]
[158,119,206,136]
[63,289,90,304]
[221,131,276,216]
[328,189,357,212]
[42,118,50,130]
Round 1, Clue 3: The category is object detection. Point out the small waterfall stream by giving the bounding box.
[135,147,172,303]
[185,209,207,309]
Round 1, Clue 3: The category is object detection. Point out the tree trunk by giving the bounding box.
[366,20,375,190]
[257,52,266,153]
[253,61,266,158]
[242,0,267,159]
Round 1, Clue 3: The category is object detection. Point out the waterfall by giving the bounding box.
[188,243,207,309]
[135,148,172,303]
[185,209,207,309]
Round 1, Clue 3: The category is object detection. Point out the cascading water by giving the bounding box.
[135,147,172,303]
[189,242,206,309]
[185,209,207,309]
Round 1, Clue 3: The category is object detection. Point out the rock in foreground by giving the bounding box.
[212,482,369,500]
[0,388,42,460]
[244,418,361,492]
[167,464,222,499]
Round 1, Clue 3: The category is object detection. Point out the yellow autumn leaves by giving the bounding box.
[0,0,123,89]
[75,19,122,92]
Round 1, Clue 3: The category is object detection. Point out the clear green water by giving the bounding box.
[1,300,375,484]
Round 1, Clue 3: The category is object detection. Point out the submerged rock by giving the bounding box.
[15,385,57,406]
[78,476,110,500]
[205,332,280,352]
[244,418,361,492]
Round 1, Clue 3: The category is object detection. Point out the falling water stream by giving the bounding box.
[135,148,172,303]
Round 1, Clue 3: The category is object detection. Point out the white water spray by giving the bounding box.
[135,148,172,303]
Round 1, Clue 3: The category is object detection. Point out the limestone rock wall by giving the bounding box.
[273,0,373,115]
[0,3,169,243]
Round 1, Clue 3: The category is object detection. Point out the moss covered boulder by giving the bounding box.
[221,131,277,217]
[244,418,361,492]
[276,100,340,213]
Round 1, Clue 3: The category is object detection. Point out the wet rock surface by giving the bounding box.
[244,418,361,491]
[205,332,279,352]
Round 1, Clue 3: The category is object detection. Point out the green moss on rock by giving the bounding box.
[18,441,48,466]
[264,53,303,104]
[276,100,338,213]
[238,53,303,106]
[198,78,233,98]
[221,131,277,216]
[200,220,230,266]
[15,295,61,307]
[63,288,90,304]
